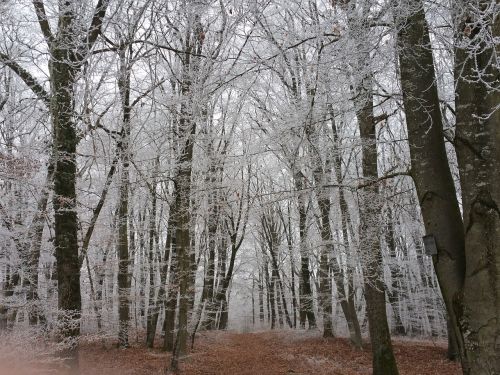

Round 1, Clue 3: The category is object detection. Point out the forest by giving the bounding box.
[0,0,498,374]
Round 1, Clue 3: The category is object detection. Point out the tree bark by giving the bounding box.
[50,33,82,370]
[116,43,133,349]
[352,22,399,372]
[146,158,159,348]
[313,174,334,338]
[454,2,500,373]
[294,172,316,329]
[163,217,178,352]
[395,1,466,367]
[0,2,110,369]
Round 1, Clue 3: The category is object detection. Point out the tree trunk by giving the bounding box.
[294,172,316,329]
[395,1,466,368]
[315,187,334,338]
[269,266,277,329]
[116,44,132,349]
[385,207,406,336]
[275,275,284,328]
[329,105,363,348]
[50,39,81,369]
[196,165,219,331]
[24,162,53,326]
[252,279,256,327]
[454,2,500,373]
[163,233,178,352]
[146,159,159,348]
[281,204,298,329]
[170,65,197,369]
[258,272,265,325]
[353,37,399,374]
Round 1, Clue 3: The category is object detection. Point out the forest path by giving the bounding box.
[184,330,313,374]
[1,330,460,375]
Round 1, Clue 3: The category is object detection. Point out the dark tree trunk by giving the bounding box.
[447,316,459,361]
[258,272,265,324]
[252,278,255,327]
[269,266,276,329]
[352,31,399,374]
[281,204,298,329]
[395,1,466,368]
[116,43,133,349]
[170,31,201,367]
[163,245,178,352]
[50,39,82,369]
[454,2,500,373]
[146,159,159,348]
[294,172,316,329]
[275,275,284,328]
[170,16,207,371]
[357,121,398,374]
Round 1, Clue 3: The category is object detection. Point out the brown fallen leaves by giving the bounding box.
[180,331,460,375]
[0,330,461,375]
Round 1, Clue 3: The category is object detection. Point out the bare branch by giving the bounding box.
[78,150,119,267]
[355,171,413,190]
[0,53,50,107]
[84,0,111,52]
[32,0,53,46]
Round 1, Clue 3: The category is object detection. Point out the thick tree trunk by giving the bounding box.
[1,4,109,367]
[395,1,466,368]
[357,115,399,374]
[163,235,178,352]
[116,45,132,349]
[169,18,206,370]
[447,316,459,361]
[50,42,81,369]
[353,46,399,375]
[170,77,196,369]
[454,3,500,373]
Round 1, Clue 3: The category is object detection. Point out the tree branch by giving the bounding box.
[84,0,110,52]
[79,149,120,267]
[356,170,413,190]
[32,0,53,46]
[0,53,50,107]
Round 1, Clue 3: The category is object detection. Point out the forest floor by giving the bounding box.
[1,330,461,375]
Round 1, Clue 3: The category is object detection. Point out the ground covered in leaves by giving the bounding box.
[1,330,461,375]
